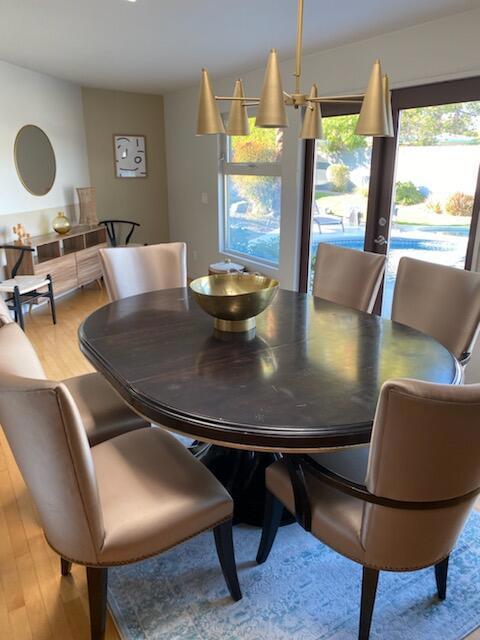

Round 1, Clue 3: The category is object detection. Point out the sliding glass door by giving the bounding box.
[300,77,480,315]
[382,101,480,315]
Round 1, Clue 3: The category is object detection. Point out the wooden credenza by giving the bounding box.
[5,225,107,297]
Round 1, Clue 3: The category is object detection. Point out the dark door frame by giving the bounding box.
[299,75,480,294]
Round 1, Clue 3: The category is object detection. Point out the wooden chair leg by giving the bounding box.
[359,567,379,640]
[61,558,72,576]
[213,520,242,601]
[86,567,108,640]
[435,556,449,600]
[256,490,283,565]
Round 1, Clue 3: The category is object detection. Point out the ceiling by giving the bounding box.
[1,0,479,94]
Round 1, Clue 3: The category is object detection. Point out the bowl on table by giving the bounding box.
[189,272,279,333]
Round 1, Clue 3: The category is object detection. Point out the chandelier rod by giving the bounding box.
[295,0,305,94]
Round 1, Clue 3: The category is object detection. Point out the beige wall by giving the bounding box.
[82,88,169,245]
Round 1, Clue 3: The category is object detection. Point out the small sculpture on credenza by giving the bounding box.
[12,224,32,246]
[76,187,98,226]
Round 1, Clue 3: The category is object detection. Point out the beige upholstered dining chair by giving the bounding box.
[257,378,480,640]
[392,257,480,363]
[0,295,13,325]
[0,319,148,447]
[312,243,386,313]
[0,325,241,640]
[100,242,187,302]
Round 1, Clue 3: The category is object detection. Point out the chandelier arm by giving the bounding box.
[295,0,304,94]
[310,98,364,104]
[215,96,260,102]
[316,94,365,101]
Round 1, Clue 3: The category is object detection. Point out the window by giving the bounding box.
[220,117,283,266]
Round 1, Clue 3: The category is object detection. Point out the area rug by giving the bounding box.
[108,512,480,640]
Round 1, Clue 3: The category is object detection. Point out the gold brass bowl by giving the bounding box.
[190,273,279,333]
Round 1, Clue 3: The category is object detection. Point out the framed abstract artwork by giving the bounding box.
[113,134,147,178]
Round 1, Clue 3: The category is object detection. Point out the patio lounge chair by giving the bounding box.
[313,203,345,233]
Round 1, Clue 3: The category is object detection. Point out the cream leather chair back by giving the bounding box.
[0,323,104,563]
[312,243,386,313]
[0,296,12,326]
[362,378,480,570]
[0,322,46,379]
[99,242,187,302]
[392,257,480,360]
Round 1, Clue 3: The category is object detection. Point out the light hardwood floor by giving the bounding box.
[0,287,479,640]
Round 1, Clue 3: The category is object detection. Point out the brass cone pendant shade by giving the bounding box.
[197,2,392,140]
[383,75,394,137]
[196,69,225,135]
[355,60,389,137]
[226,80,250,136]
[256,49,288,129]
[300,84,323,139]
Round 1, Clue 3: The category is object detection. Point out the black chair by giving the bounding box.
[0,245,56,330]
[99,220,141,247]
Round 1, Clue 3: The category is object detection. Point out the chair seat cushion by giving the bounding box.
[266,457,366,565]
[63,372,148,446]
[0,276,49,295]
[91,427,233,565]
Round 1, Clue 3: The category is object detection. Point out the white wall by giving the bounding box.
[164,8,480,289]
[0,61,90,243]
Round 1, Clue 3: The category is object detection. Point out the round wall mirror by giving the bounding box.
[14,125,56,196]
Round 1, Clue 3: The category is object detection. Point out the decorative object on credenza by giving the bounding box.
[14,125,56,195]
[76,187,98,225]
[190,272,279,333]
[12,224,32,246]
[113,135,147,178]
[52,212,71,235]
[197,0,394,140]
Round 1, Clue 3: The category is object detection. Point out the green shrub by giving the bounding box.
[395,181,426,206]
[445,192,474,216]
[327,164,350,192]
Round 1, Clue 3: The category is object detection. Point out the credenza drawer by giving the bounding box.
[34,254,77,295]
[76,243,106,286]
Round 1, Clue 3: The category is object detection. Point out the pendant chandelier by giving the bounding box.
[196,0,394,140]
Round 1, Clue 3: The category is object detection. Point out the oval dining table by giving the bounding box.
[79,287,462,525]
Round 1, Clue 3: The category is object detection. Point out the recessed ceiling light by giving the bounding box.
[124,0,137,3]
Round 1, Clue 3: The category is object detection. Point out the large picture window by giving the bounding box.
[220,117,283,265]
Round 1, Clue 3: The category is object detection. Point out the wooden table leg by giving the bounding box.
[194,445,294,527]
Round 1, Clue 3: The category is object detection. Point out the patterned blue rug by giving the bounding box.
[108,513,480,639]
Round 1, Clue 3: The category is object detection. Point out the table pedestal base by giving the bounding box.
[192,444,295,527]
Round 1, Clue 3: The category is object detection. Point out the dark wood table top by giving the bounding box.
[79,288,462,452]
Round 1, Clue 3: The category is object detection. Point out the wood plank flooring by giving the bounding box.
[0,286,479,639]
